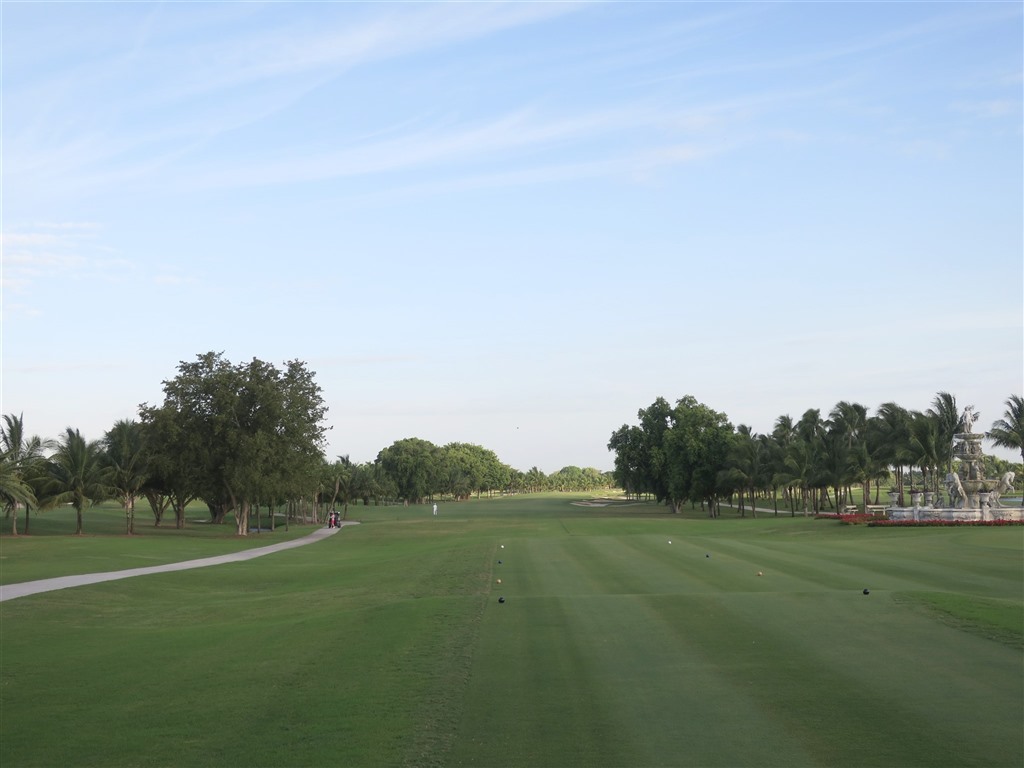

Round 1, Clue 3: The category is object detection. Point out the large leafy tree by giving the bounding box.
[608,396,731,514]
[662,396,733,515]
[377,437,441,503]
[480,450,513,497]
[608,397,675,503]
[607,424,647,498]
[439,443,487,500]
[140,352,328,535]
[988,394,1024,464]
[46,428,111,535]
[136,406,200,528]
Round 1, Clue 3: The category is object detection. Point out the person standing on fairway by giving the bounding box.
[433,503,438,516]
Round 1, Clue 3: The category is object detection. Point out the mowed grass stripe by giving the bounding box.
[457,531,1023,767]
[454,595,625,767]
[458,536,818,766]
[709,532,1023,597]
[1,526,493,768]
[670,589,1020,766]
[3,500,1022,768]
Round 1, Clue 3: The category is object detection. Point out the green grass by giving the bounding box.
[0,502,321,584]
[1,494,1022,767]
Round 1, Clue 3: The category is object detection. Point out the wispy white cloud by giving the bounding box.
[646,3,1021,88]
[951,99,1021,119]
[0,223,191,312]
[4,1,588,196]
[190,89,766,193]
[160,2,584,99]
[1,225,98,293]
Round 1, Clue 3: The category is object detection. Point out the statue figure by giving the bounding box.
[945,472,965,509]
[988,471,1016,508]
[961,405,978,434]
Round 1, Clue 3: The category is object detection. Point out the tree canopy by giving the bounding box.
[139,352,328,535]
[609,392,1023,516]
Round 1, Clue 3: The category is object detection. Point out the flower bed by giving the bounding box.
[867,519,1024,527]
[816,513,888,525]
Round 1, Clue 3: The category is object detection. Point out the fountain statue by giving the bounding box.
[889,406,1022,523]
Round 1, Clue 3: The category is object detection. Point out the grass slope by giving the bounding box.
[1,495,1021,767]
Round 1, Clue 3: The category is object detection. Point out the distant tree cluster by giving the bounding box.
[0,351,612,536]
[373,438,611,503]
[609,393,1024,517]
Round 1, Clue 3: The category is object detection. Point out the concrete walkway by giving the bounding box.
[0,522,359,603]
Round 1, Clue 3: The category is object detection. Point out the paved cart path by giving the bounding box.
[0,522,359,603]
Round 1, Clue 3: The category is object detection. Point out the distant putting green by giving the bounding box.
[1,495,1021,767]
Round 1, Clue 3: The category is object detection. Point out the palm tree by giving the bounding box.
[796,409,831,511]
[103,419,147,535]
[0,457,37,534]
[797,408,825,444]
[720,427,763,518]
[757,433,784,515]
[326,455,357,520]
[927,392,961,473]
[772,415,798,513]
[988,395,1024,464]
[827,401,868,508]
[908,411,942,494]
[1,413,54,535]
[46,428,111,535]
[778,437,821,516]
[829,401,868,449]
[845,439,874,512]
[871,402,912,506]
[862,415,893,504]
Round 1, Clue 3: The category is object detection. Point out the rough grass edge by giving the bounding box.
[894,592,1024,650]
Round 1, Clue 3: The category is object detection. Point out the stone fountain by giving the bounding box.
[889,406,1022,523]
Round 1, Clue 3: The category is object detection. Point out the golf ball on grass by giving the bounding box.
[497,579,502,584]
[757,571,763,577]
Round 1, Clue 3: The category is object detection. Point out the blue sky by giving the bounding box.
[2,1,1021,472]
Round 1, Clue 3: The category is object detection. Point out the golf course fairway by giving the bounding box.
[1,495,1021,767]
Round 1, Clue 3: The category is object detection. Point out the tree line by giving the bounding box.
[609,393,1024,517]
[0,352,612,537]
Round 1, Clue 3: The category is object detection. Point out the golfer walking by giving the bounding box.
[432,503,438,516]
